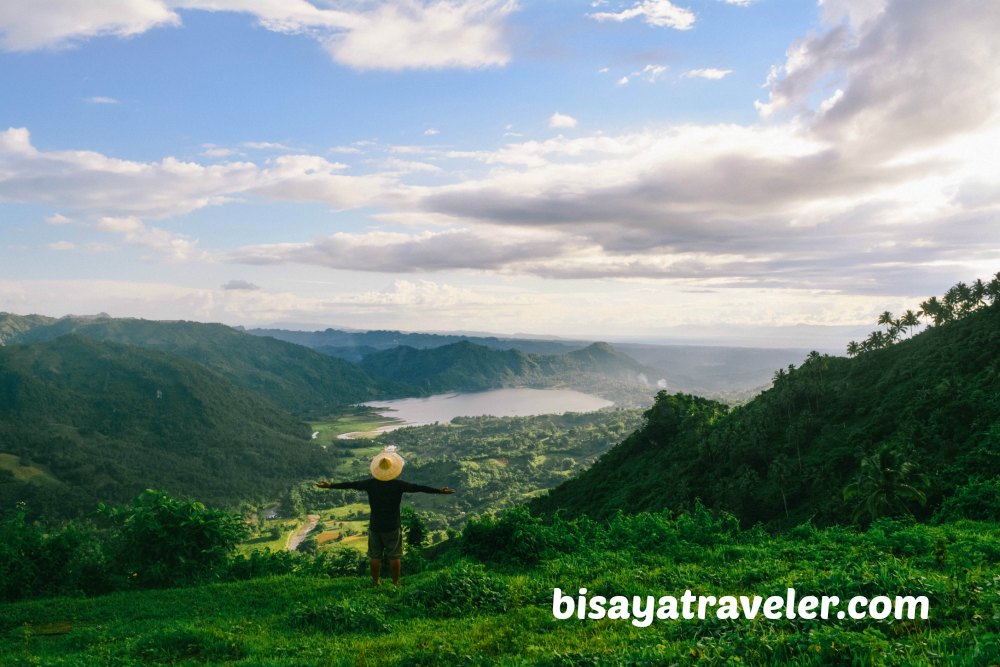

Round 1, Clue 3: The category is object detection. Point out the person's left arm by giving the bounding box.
[401,482,455,494]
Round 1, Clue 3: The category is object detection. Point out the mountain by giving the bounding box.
[0,312,57,346]
[358,340,652,396]
[7,317,400,416]
[246,327,586,358]
[0,335,336,518]
[532,303,1000,527]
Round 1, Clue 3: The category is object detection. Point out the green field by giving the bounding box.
[311,406,402,443]
[2,513,997,666]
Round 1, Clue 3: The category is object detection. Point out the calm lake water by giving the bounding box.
[364,387,613,431]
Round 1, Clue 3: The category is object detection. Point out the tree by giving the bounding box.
[842,450,927,524]
[400,506,428,549]
[846,341,861,357]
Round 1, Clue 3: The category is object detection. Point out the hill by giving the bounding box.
[7,316,399,416]
[532,302,1000,527]
[358,340,652,398]
[245,326,585,360]
[0,312,56,345]
[0,335,337,517]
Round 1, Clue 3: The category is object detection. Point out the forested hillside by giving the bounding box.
[533,299,1000,527]
[359,340,651,396]
[0,336,336,517]
[6,316,399,415]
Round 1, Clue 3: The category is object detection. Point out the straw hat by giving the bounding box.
[370,445,405,481]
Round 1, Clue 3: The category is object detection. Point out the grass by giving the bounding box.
[0,453,58,484]
[3,517,998,666]
[311,406,402,443]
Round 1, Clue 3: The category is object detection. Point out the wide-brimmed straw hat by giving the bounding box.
[370,445,405,481]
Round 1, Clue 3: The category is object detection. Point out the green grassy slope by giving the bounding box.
[1,516,996,666]
[0,335,336,517]
[11,317,399,415]
[532,304,1000,527]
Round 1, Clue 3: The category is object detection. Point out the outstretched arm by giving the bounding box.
[401,482,455,494]
[315,480,367,490]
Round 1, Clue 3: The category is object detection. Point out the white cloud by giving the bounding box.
[200,145,235,158]
[589,0,695,30]
[0,0,517,71]
[548,112,578,129]
[0,128,388,219]
[242,141,290,151]
[0,0,179,51]
[96,216,204,261]
[617,76,630,86]
[684,68,731,79]
[44,213,73,225]
[423,128,440,136]
[48,241,75,251]
[85,96,119,104]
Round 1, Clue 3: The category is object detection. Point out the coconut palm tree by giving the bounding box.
[842,450,928,523]
[901,309,920,337]
[846,340,861,357]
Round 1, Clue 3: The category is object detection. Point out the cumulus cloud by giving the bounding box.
[589,0,695,30]
[548,112,578,129]
[0,0,516,70]
[0,0,179,51]
[0,128,388,219]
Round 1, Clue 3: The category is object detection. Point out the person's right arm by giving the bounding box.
[315,480,368,490]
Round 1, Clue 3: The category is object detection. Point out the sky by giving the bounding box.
[1,0,998,348]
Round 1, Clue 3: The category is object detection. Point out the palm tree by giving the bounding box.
[842,450,928,523]
[846,340,861,357]
[918,296,946,326]
[900,310,920,338]
[877,311,895,327]
[866,330,886,351]
[985,272,1000,306]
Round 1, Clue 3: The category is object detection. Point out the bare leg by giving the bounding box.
[389,559,401,586]
[370,559,382,587]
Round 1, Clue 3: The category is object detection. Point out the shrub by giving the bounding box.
[461,506,581,567]
[934,477,1000,522]
[401,562,508,618]
[101,489,247,588]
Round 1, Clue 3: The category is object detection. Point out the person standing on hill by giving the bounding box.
[315,445,454,587]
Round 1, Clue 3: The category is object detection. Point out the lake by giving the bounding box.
[346,388,613,437]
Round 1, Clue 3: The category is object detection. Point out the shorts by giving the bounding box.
[367,528,403,560]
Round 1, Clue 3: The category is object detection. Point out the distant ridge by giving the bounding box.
[5,316,401,415]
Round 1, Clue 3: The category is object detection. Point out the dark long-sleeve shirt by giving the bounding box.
[327,478,443,531]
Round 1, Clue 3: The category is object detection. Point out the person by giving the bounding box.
[315,445,455,586]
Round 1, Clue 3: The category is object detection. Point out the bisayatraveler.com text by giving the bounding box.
[552,588,929,627]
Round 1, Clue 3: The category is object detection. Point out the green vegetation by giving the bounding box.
[6,316,403,416]
[0,335,336,518]
[2,501,996,665]
[534,299,1000,528]
[847,272,1000,355]
[311,406,402,442]
[360,340,655,406]
[310,409,644,532]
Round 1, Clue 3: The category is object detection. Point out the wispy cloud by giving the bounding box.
[85,96,119,104]
[684,68,731,79]
[589,0,695,30]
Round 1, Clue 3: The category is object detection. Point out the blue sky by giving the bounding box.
[1,1,998,347]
